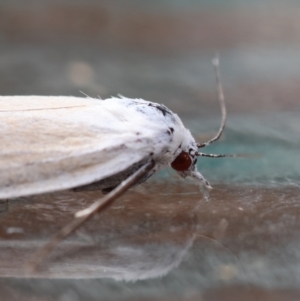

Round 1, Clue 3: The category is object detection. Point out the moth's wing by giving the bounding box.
[0,96,155,199]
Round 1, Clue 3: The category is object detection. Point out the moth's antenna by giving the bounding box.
[196,152,236,158]
[196,58,256,159]
[196,152,258,159]
[197,57,226,149]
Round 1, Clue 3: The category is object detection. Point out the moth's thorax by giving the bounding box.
[104,97,209,188]
[157,124,197,164]
[113,96,207,188]
[103,97,197,162]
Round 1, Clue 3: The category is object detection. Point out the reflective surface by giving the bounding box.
[1,184,300,300]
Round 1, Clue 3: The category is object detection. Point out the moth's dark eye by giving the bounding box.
[171,151,192,171]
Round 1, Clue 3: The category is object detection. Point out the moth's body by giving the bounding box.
[0,95,201,199]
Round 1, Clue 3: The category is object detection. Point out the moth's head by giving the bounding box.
[170,132,212,189]
[168,57,231,190]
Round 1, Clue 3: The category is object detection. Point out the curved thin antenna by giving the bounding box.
[196,152,258,158]
[197,57,226,149]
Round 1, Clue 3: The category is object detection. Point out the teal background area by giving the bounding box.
[190,112,300,186]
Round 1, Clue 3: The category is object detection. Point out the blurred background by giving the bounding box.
[1,1,300,301]
[1,0,300,117]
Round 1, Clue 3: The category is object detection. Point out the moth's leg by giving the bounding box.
[26,160,155,271]
[190,171,211,201]
[191,171,212,189]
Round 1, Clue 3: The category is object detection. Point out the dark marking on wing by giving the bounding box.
[148,103,172,116]
[167,127,175,136]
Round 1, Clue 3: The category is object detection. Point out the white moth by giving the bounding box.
[0,58,234,269]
